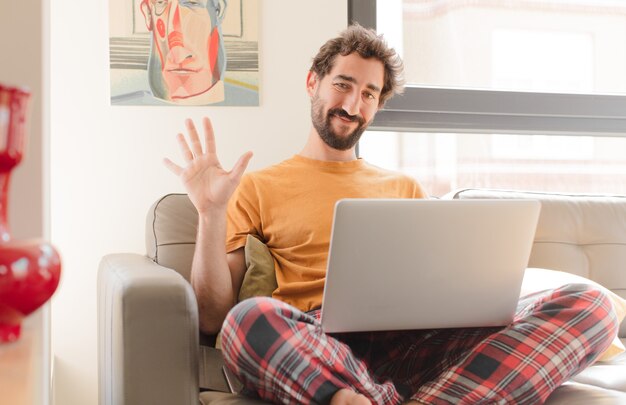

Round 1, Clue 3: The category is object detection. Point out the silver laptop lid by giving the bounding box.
[321,199,541,333]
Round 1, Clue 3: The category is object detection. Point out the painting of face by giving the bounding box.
[140,0,227,103]
[110,0,258,106]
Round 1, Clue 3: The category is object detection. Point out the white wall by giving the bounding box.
[50,1,347,404]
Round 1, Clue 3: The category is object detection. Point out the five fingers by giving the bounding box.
[165,117,253,183]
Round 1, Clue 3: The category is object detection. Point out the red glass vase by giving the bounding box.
[0,84,61,343]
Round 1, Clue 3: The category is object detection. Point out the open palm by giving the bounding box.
[164,117,253,214]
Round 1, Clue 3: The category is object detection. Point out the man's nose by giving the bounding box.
[342,91,361,117]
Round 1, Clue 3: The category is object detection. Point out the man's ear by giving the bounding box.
[140,0,153,31]
[306,71,319,98]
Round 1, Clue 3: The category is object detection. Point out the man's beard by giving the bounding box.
[311,95,369,151]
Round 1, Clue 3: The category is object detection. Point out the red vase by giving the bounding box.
[0,84,61,343]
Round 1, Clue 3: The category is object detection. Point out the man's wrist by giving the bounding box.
[197,207,228,225]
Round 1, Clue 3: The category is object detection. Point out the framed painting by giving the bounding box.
[109,0,259,106]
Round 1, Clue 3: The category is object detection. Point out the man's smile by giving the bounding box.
[329,109,360,124]
[334,115,356,124]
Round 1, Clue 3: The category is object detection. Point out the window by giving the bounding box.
[360,131,626,196]
[350,0,626,196]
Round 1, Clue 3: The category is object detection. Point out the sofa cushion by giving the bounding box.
[146,193,198,281]
[448,188,626,339]
[522,268,626,362]
[544,381,626,404]
[239,235,277,302]
[200,391,268,404]
[570,352,626,393]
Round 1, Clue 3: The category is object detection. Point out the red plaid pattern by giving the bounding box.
[221,284,618,404]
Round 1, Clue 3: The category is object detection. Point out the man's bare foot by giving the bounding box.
[330,388,372,405]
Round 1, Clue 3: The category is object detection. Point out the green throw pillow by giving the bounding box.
[238,235,278,302]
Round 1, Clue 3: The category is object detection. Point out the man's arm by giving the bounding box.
[164,117,253,335]
[191,211,247,334]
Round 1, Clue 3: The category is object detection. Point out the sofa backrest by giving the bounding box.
[146,191,626,338]
[146,193,198,282]
[449,189,626,338]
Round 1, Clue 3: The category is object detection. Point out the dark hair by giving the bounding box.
[310,24,405,105]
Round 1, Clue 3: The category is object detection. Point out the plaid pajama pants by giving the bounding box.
[221,283,618,404]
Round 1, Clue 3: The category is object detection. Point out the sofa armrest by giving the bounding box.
[98,253,199,405]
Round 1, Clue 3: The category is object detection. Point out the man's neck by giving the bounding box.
[299,128,358,162]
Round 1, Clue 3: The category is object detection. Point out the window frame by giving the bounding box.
[348,0,626,137]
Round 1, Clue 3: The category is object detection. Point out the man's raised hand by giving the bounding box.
[163,117,253,214]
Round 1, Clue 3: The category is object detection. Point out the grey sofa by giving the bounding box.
[98,189,626,405]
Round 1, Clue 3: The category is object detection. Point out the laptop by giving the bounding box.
[320,199,541,333]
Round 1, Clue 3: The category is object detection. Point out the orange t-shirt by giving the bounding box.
[226,155,427,312]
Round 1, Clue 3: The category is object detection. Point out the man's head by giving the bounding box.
[140,0,227,104]
[310,24,405,108]
[307,25,404,151]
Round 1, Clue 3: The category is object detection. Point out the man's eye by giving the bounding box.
[335,83,349,90]
[363,92,378,101]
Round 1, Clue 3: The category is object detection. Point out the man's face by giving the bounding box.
[308,53,384,151]
[141,0,225,101]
